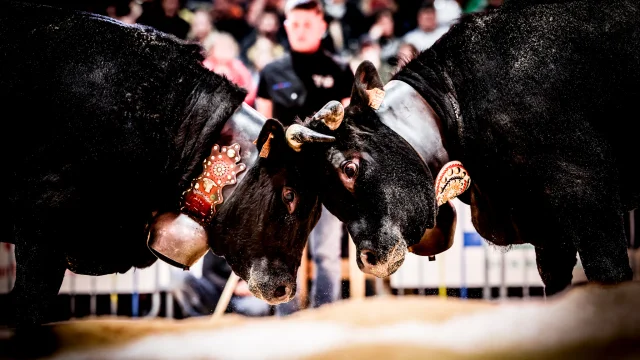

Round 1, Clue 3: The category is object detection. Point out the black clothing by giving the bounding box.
[257,49,354,126]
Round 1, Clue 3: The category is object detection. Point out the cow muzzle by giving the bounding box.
[357,238,407,278]
[246,258,297,305]
[147,212,209,270]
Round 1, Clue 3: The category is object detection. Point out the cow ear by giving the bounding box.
[255,119,286,159]
[350,60,385,110]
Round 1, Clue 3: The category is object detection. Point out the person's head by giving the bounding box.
[417,4,437,32]
[208,32,239,63]
[257,8,281,39]
[374,9,395,38]
[358,35,381,68]
[162,0,181,17]
[191,8,214,42]
[283,0,327,53]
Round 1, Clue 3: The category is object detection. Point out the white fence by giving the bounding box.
[1,202,637,314]
[390,200,638,298]
[0,243,203,317]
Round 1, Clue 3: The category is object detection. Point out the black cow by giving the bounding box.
[2,0,325,327]
[285,0,639,295]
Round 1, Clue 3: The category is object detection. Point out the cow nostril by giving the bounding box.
[360,250,377,266]
[273,285,287,299]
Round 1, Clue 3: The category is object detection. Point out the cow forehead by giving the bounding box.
[327,148,347,168]
[326,147,376,170]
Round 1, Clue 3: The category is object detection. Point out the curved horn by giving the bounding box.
[435,161,471,206]
[312,100,344,130]
[286,124,335,152]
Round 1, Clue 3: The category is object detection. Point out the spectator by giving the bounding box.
[240,7,288,70]
[247,34,287,76]
[322,0,368,57]
[105,0,143,24]
[136,0,191,39]
[360,0,397,16]
[402,2,448,52]
[367,8,401,65]
[203,32,257,107]
[255,0,354,316]
[171,251,271,317]
[210,0,253,43]
[187,7,218,48]
[350,35,394,83]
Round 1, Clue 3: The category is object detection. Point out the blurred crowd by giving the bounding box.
[65,0,504,108]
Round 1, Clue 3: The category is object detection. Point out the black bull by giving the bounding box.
[2,1,327,327]
[286,0,639,295]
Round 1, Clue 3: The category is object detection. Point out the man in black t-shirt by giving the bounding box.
[255,0,354,125]
[255,0,353,316]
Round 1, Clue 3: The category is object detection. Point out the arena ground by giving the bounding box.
[1,282,638,360]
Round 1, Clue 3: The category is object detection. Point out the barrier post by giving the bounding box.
[110,274,118,316]
[483,243,491,300]
[417,259,425,296]
[89,276,97,317]
[132,269,139,317]
[499,251,507,300]
[522,249,530,299]
[438,253,447,298]
[348,236,365,299]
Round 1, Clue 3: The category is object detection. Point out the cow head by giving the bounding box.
[206,118,332,304]
[291,61,469,278]
[147,102,332,305]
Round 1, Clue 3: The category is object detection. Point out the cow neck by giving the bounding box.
[375,80,451,180]
[181,103,263,226]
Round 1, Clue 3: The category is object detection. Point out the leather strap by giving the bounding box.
[375,80,450,178]
[181,143,246,224]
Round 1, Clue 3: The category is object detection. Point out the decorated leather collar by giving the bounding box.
[181,143,247,224]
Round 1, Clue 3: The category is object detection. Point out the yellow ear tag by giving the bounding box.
[259,133,274,158]
[366,88,385,110]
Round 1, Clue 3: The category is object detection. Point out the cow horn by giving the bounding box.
[435,161,471,206]
[286,124,335,152]
[312,100,344,130]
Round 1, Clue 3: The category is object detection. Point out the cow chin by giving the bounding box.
[246,257,297,305]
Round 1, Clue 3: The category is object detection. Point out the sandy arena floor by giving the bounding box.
[1,282,638,360]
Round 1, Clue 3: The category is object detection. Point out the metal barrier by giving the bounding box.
[390,199,639,299]
[0,244,204,319]
[0,204,637,316]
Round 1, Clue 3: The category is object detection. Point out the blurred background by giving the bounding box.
[2,0,637,322]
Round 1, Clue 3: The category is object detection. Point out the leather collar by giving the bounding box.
[182,103,264,224]
[375,80,450,178]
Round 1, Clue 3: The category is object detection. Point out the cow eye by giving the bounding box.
[282,187,296,203]
[282,187,298,214]
[342,161,358,179]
